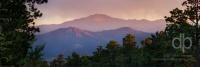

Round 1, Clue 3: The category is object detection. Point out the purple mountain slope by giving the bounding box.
[37,14,166,34]
[35,27,151,61]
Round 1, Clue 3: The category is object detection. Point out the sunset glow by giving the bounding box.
[35,0,184,25]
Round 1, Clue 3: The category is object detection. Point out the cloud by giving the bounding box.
[35,0,184,25]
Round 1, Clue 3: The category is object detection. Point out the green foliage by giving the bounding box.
[23,45,49,67]
[92,41,122,67]
[164,0,200,66]
[0,26,13,66]
[123,34,137,49]
[50,34,143,67]
[51,30,195,67]
[65,52,83,67]
[28,45,45,60]
[106,40,121,66]
[50,54,65,67]
[121,34,140,67]
[0,0,48,66]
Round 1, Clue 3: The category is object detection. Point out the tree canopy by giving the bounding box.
[0,0,48,66]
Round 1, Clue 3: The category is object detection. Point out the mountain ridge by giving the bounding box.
[37,14,166,34]
[35,27,151,61]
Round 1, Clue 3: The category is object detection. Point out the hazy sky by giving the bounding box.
[35,0,184,25]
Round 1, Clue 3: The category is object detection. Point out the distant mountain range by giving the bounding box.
[35,14,166,61]
[35,27,151,61]
[37,14,166,34]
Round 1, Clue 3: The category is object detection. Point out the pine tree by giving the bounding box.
[50,54,65,67]
[105,40,121,67]
[0,0,47,66]
[164,0,200,66]
[122,34,139,67]
[65,52,82,67]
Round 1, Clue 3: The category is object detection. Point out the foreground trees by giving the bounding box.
[0,0,48,66]
[164,0,200,66]
[51,33,195,67]
[51,34,141,67]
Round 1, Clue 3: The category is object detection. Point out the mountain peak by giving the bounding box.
[88,14,112,22]
[52,27,92,37]
[66,26,80,30]
[89,14,110,17]
[118,27,133,29]
[56,27,83,33]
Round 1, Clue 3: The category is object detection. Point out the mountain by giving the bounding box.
[97,27,150,44]
[35,27,151,61]
[37,14,166,34]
